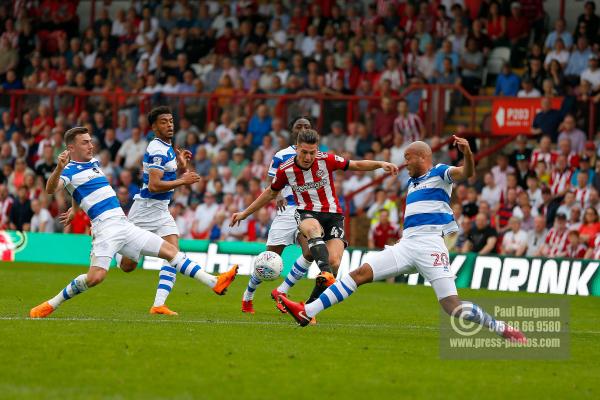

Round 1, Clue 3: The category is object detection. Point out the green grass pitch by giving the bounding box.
[1,262,599,400]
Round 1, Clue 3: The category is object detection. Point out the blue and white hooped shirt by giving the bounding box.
[403,163,458,238]
[135,138,178,203]
[60,158,125,223]
[268,145,296,206]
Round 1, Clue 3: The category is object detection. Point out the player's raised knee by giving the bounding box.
[120,257,137,273]
[349,263,374,286]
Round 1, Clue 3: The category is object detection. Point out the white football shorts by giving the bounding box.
[266,205,298,246]
[128,199,179,238]
[90,216,163,270]
[363,234,457,299]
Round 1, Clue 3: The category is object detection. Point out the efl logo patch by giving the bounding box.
[334,155,344,163]
[153,156,162,165]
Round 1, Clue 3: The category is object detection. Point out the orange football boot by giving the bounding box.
[150,305,178,315]
[29,301,55,318]
[213,264,239,295]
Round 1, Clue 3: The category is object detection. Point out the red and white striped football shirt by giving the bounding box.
[530,149,557,169]
[550,168,573,195]
[573,187,590,208]
[544,228,569,257]
[393,113,424,143]
[271,152,349,214]
[565,244,587,259]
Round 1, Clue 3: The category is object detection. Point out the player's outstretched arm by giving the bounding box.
[46,150,70,194]
[230,187,279,226]
[448,135,475,181]
[147,168,200,193]
[348,160,399,175]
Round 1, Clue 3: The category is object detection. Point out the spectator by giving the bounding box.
[9,186,32,231]
[194,147,212,177]
[522,58,546,92]
[539,213,569,257]
[379,56,406,92]
[30,198,54,233]
[577,1,600,44]
[544,38,570,70]
[578,206,600,244]
[491,154,514,190]
[545,18,573,50]
[250,208,271,242]
[495,63,520,96]
[506,3,530,67]
[393,99,425,143]
[485,1,506,45]
[248,104,272,149]
[434,40,459,74]
[531,97,563,142]
[191,191,219,239]
[368,209,400,249]
[501,216,528,256]
[322,121,346,153]
[460,38,483,95]
[462,213,498,254]
[480,172,502,210]
[517,78,541,98]
[7,158,34,195]
[344,170,374,213]
[229,148,249,179]
[558,115,587,154]
[580,55,600,92]
[565,36,592,83]
[526,215,548,256]
[115,127,146,170]
[0,184,13,229]
[373,97,397,148]
[565,230,587,258]
[116,185,132,215]
[35,145,57,181]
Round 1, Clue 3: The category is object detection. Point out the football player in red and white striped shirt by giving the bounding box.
[231,129,398,302]
[539,213,569,257]
[393,99,425,143]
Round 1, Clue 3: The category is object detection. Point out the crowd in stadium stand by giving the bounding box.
[1,0,600,259]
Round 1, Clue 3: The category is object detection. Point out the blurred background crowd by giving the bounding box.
[1,0,600,259]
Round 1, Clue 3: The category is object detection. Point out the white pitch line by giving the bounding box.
[0,316,599,335]
[0,316,436,330]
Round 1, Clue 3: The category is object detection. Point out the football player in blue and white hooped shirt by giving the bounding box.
[118,106,204,316]
[278,136,527,343]
[30,126,238,319]
[241,117,315,315]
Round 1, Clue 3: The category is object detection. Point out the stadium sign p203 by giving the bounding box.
[1,231,599,297]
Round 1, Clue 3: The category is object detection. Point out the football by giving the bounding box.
[253,251,283,281]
